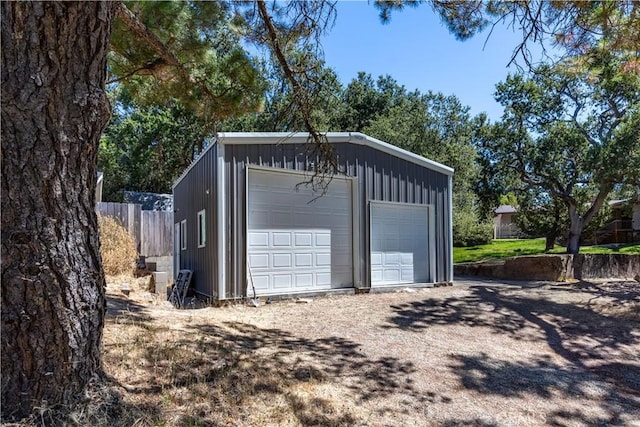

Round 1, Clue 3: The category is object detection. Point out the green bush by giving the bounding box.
[453,210,494,247]
[98,215,138,276]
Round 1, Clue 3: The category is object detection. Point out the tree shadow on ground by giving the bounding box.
[387,282,640,425]
[448,353,638,425]
[106,292,153,323]
[387,283,640,366]
[118,320,436,426]
[102,311,450,426]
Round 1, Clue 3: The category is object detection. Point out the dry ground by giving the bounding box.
[99,277,640,427]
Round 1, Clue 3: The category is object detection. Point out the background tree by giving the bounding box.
[99,98,213,200]
[512,190,567,251]
[222,58,343,133]
[486,54,639,253]
[376,1,640,70]
[110,1,265,119]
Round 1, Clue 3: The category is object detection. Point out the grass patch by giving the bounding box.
[454,238,640,263]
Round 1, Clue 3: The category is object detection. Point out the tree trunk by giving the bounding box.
[544,232,557,252]
[1,2,114,420]
[566,206,583,254]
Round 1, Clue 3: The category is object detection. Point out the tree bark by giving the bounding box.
[544,232,557,252]
[566,202,583,254]
[564,183,613,254]
[1,2,114,420]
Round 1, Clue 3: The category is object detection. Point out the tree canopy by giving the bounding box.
[483,52,640,253]
[376,1,640,70]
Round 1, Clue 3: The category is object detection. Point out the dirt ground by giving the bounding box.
[102,276,640,426]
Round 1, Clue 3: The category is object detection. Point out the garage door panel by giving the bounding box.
[273,274,293,288]
[272,232,292,247]
[252,275,270,290]
[272,253,292,268]
[315,233,331,247]
[248,169,353,295]
[249,253,269,269]
[316,272,331,286]
[294,233,313,246]
[296,274,313,287]
[383,269,400,282]
[295,253,313,267]
[371,203,430,286]
[248,232,269,247]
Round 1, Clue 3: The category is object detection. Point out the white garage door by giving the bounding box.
[370,202,432,286]
[247,168,353,295]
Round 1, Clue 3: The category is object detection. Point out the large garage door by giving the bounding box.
[247,168,353,295]
[370,202,432,286]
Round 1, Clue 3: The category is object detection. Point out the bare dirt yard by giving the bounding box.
[101,277,640,426]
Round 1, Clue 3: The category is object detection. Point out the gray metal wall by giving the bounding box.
[223,142,452,299]
[173,144,218,297]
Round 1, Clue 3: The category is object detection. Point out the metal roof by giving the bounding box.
[174,132,454,189]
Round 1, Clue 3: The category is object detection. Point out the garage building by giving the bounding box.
[172,132,453,301]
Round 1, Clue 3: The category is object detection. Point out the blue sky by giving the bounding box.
[320,1,546,121]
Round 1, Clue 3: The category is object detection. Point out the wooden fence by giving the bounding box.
[141,210,173,257]
[96,202,173,257]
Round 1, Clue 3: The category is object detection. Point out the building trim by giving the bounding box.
[447,174,454,283]
[216,143,226,299]
[215,132,454,176]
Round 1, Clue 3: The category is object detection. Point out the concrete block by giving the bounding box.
[152,271,168,295]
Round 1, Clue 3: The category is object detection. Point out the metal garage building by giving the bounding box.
[172,132,453,301]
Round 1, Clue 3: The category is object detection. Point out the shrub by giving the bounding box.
[453,210,494,247]
[98,215,138,276]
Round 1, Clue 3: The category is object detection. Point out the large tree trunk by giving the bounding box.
[1,2,114,420]
[566,204,584,254]
[564,184,612,255]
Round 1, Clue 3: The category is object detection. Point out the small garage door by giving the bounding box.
[247,168,353,295]
[370,202,432,286]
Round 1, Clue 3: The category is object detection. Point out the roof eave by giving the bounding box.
[217,131,454,176]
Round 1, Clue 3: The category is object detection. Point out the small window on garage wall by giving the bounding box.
[197,209,206,248]
[180,219,187,250]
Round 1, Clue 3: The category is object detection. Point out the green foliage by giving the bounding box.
[498,193,518,207]
[109,1,265,120]
[452,207,494,247]
[99,99,212,200]
[513,190,566,244]
[222,58,344,132]
[377,1,640,70]
[483,52,640,253]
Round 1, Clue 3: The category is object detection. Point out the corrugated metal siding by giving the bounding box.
[224,141,452,298]
[173,145,217,297]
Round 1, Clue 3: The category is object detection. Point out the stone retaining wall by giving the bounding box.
[454,254,640,281]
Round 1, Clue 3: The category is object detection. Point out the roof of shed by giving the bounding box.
[218,132,454,176]
[495,205,517,214]
[174,132,454,189]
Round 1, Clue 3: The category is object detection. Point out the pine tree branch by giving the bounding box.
[255,0,339,186]
[114,2,220,108]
